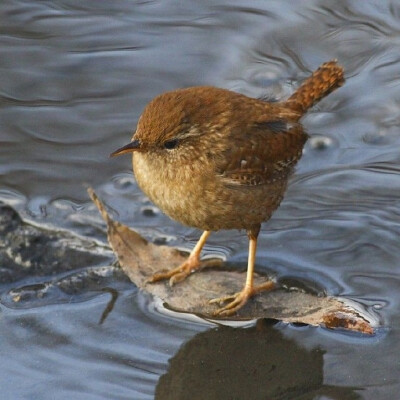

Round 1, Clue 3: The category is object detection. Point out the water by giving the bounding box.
[1,0,400,398]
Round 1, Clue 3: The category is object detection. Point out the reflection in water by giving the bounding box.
[156,320,361,400]
[98,287,119,324]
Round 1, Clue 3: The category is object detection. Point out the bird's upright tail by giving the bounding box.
[286,60,344,115]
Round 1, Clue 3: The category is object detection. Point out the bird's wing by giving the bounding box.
[217,120,308,187]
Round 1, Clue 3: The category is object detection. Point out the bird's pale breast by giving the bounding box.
[132,151,288,231]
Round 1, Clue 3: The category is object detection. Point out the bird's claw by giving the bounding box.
[147,258,223,286]
[210,280,275,317]
[211,290,251,317]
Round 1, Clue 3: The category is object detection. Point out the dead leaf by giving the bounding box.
[88,188,377,334]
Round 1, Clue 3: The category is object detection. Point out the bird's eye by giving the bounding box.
[164,139,178,150]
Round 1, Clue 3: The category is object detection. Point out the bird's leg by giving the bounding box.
[147,230,219,285]
[211,225,275,317]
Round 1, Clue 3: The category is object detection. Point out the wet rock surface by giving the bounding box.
[0,201,130,310]
[0,202,110,283]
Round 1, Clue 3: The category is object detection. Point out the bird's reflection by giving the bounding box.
[155,320,361,400]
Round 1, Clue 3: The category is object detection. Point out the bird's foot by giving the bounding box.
[210,280,275,317]
[147,256,222,286]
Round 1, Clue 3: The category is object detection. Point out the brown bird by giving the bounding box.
[111,60,344,316]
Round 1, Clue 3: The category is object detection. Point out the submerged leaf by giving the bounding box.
[88,188,377,334]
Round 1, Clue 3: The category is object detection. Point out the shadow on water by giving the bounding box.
[156,320,361,400]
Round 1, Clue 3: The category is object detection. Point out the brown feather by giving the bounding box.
[286,60,344,115]
[218,123,307,187]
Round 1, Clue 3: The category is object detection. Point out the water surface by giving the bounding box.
[1,0,400,398]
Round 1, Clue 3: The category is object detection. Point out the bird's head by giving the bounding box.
[110,88,216,162]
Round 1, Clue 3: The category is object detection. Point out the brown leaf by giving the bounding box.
[88,188,377,334]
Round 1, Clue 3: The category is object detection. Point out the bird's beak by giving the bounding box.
[110,139,141,157]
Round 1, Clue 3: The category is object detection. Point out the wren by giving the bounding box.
[111,61,344,316]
